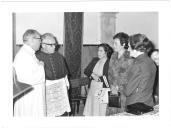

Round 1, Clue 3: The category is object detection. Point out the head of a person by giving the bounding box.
[112,32,129,52]
[23,29,41,51]
[128,34,152,58]
[150,49,159,65]
[41,33,57,54]
[98,43,113,59]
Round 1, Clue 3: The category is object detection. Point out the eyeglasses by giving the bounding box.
[33,37,41,40]
[42,43,57,47]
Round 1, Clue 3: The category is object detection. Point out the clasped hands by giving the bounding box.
[91,73,101,82]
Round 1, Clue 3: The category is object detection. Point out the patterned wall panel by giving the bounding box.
[64,12,83,79]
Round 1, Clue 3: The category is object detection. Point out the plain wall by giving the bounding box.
[15,13,64,45]
[83,13,101,45]
[115,12,158,48]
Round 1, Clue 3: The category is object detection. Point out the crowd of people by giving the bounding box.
[83,33,159,116]
[13,29,159,117]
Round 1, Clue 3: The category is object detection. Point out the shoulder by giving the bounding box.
[14,47,33,66]
[110,52,118,60]
[92,57,99,62]
[36,51,45,59]
[136,58,152,74]
[87,57,99,66]
[109,52,117,64]
[36,50,45,56]
[136,55,150,66]
[15,46,31,59]
[54,51,64,59]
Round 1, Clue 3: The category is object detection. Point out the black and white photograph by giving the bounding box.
[0,1,171,128]
[13,12,159,117]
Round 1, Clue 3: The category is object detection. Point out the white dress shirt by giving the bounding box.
[13,44,46,116]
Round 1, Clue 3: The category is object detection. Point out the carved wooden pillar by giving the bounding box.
[64,12,83,79]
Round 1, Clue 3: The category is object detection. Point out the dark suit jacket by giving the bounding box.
[36,51,69,80]
[84,57,110,88]
[124,54,156,107]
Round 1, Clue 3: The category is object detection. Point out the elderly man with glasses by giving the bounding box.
[36,33,71,117]
[13,29,46,116]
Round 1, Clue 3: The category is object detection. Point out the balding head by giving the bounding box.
[23,29,41,51]
[23,29,41,43]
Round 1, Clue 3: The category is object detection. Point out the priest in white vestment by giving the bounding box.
[13,29,46,117]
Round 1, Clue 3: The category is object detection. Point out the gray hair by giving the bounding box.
[23,29,40,42]
[41,33,58,44]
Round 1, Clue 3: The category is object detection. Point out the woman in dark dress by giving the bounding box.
[124,34,156,114]
[83,43,113,116]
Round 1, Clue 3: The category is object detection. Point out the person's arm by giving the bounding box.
[84,58,97,77]
[62,56,70,76]
[84,58,102,82]
[107,54,118,94]
[108,57,115,86]
[14,53,45,85]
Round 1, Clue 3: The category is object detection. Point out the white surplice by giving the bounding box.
[45,76,71,116]
[13,44,46,117]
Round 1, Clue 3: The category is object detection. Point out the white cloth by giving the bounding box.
[83,80,107,116]
[45,76,71,116]
[13,44,46,117]
[95,87,110,104]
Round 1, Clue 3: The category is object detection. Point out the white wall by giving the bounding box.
[15,12,158,47]
[15,13,64,45]
[16,12,101,45]
[83,12,116,45]
[115,12,158,48]
[83,12,101,45]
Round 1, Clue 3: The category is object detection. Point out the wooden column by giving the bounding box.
[64,12,83,79]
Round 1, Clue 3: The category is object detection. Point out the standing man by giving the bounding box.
[13,29,46,116]
[36,33,69,80]
[36,33,70,116]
